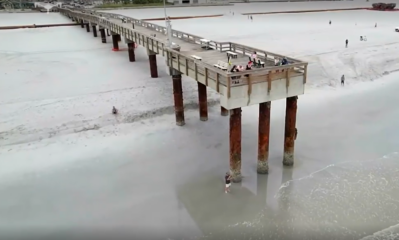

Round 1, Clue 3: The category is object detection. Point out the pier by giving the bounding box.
[0,23,81,30]
[59,8,308,180]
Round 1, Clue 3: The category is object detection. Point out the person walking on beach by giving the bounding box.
[225,172,232,193]
[341,75,345,86]
[345,39,348,48]
[112,106,118,114]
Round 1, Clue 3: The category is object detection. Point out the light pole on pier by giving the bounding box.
[163,0,172,48]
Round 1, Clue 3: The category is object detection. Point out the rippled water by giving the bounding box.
[198,152,399,240]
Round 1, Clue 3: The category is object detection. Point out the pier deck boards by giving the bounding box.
[108,17,263,68]
[59,8,308,176]
[61,9,308,109]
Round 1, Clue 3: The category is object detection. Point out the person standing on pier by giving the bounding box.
[225,172,232,193]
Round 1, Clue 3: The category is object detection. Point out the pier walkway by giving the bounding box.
[61,8,307,110]
[59,7,308,179]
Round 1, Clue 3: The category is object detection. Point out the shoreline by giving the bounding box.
[143,7,367,21]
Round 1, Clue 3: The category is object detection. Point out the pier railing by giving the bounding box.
[80,9,234,52]
[61,8,308,104]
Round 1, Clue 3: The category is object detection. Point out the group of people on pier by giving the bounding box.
[230,51,289,73]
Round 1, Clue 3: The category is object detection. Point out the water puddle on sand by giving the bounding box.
[199,152,399,240]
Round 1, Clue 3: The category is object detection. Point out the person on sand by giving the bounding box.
[112,106,118,114]
[341,75,345,86]
[225,172,232,193]
[329,20,331,25]
[345,39,348,48]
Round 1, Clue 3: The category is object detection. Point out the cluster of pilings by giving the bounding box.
[70,15,298,182]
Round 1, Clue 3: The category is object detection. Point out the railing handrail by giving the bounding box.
[61,8,307,84]
[82,9,233,48]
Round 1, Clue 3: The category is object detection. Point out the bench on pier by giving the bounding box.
[255,59,265,67]
[214,60,229,71]
[200,38,211,50]
[226,51,238,59]
[191,55,202,61]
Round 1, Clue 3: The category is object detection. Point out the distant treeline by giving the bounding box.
[101,0,163,4]
[0,2,35,9]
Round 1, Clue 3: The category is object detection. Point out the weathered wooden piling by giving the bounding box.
[112,33,120,51]
[230,108,242,182]
[173,71,185,126]
[148,52,158,78]
[99,28,106,43]
[127,41,135,62]
[197,82,208,121]
[283,96,298,166]
[92,24,97,37]
[257,102,271,174]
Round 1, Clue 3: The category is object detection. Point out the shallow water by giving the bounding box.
[194,152,399,240]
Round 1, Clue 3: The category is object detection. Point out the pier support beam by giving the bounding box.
[85,23,90,32]
[230,108,242,183]
[106,29,110,36]
[283,96,298,166]
[197,82,208,121]
[111,32,120,51]
[92,25,97,37]
[126,40,135,62]
[257,102,271,174]
[172,70,185,126]
[80,20,84,28]
[148,52,158,78]
[99,28,106,43]
[221,106,229,116]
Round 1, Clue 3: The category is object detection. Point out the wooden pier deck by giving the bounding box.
[58,7,309,179]
[60,8,308,110]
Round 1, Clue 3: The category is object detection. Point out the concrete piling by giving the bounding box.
[197,82,208,121]
[283,96,298,166]
[257,102,271,174]
[92,25,97,37]
[99,28,106,43]
[111,33,120,51]
[127,42,135,62]
[106,29,110,36]
[230,108,242,183]
[80,20,84,28]
[172,71,185,126]
[148,53,158,78]
[85,23,90,32]
[221,106,229,116]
